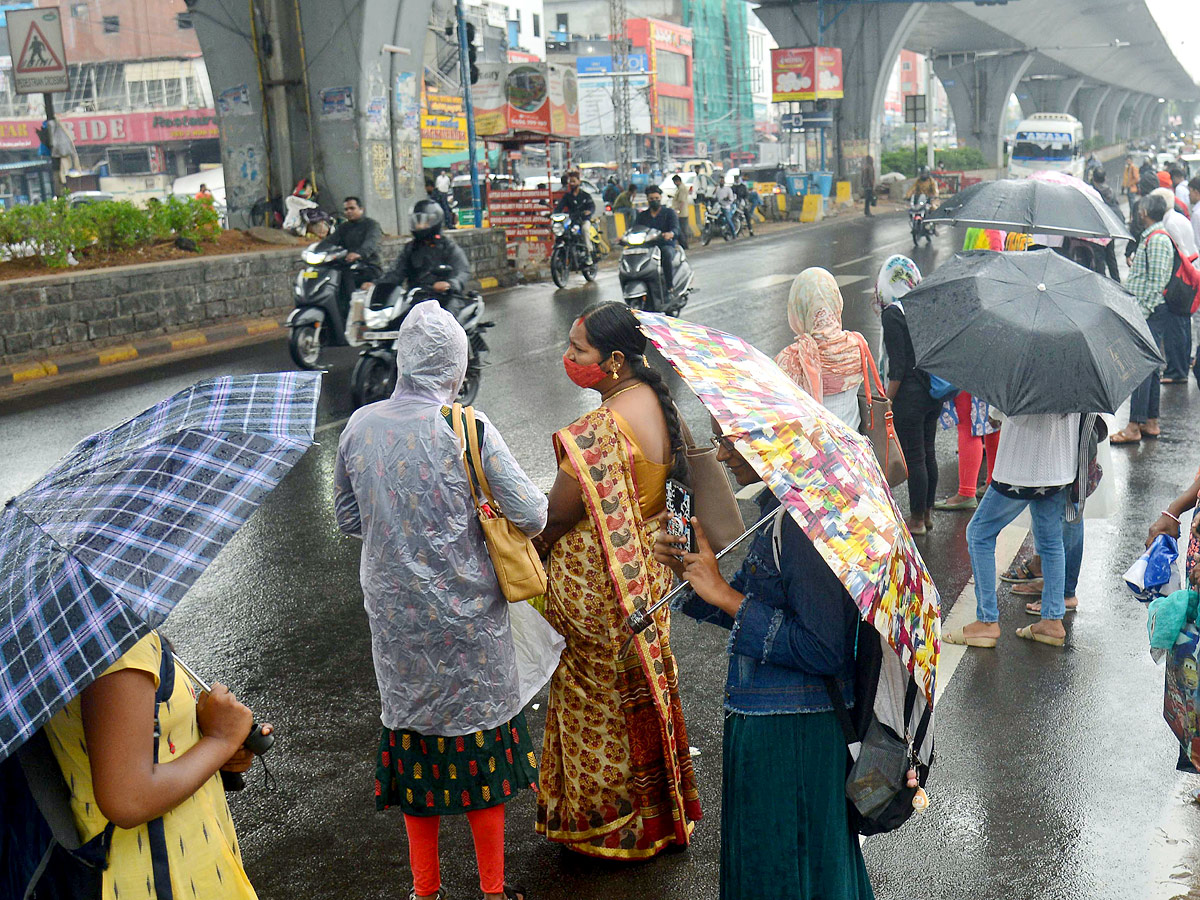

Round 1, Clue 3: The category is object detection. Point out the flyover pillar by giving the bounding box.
[752,2,922,177]
[1072,85,1111,141]
[1142,99,1165,139]
[1017,76,1083,118]
[1129,95,1155,140]
[1096,90,1130,145]
[933,52,1034,168]
[192,0,433,233]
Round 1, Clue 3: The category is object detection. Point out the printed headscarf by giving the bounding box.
[775,267,863,402]
[874,254,922,312]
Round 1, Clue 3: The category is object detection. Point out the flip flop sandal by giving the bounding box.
[1015,625,1065,647]
[1000,558,1039,583]
[1025,598,1079,616]
[933,495,978,511]
[1010,579,1045,596]
[1143,430,1161,440]
[498,886,528,900]
[943,626,998,648]
[1110,429,1143,445]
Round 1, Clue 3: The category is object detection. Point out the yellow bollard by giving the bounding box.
[775,193,787,212]
[688,204,700,236]
[800,194,823,223]
[614,212,627,239]
[835,181,852,205]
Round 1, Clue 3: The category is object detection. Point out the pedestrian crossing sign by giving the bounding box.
[8,7,69,94]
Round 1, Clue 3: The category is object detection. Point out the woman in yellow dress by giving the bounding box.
[533,301,702,859]
[42,630,264,900]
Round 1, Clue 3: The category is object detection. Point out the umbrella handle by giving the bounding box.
[624,510,777,638]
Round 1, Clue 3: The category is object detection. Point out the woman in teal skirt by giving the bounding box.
[336,302,547,900]
[655,420,876,900]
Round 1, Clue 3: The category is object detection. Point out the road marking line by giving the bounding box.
[314,417,349,434]
[745,273,795,290]
[935,523,1028,705]
[11,362,58,382]
[170,335,208,351]
[833,238,912,270]
[98,346,138,366]
[835,274,867,288]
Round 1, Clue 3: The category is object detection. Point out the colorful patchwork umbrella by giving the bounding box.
[636,311,941,705]
[0,372,321,762]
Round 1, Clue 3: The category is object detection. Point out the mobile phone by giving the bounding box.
[665,479,694,554]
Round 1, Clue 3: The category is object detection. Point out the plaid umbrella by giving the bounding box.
[636,312,941,705]
[0,372,321,762]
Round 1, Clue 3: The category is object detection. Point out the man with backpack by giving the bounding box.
[1112,192,1176,443]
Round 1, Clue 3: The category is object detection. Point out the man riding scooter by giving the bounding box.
[714,179,737,237]
[554,168,596,264]
[365,198,470,312]
[633,184,680,291]
[330,196,383,319]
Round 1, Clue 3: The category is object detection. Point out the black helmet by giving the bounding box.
[918,165,930,177]
[410,198,444,240]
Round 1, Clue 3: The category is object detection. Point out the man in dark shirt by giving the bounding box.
[554,169,596,261]
[372,198,470,295]
[633,184,681,296]
[331,196,383,285]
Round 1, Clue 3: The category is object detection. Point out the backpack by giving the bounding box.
[771,511,935,836]
[1147,228,1200,316]
[2,638,176,900]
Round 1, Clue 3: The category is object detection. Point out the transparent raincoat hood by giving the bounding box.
[335,303,547,735]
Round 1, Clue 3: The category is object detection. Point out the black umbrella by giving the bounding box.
[902,249,1162,415]
[926,178,1131,240]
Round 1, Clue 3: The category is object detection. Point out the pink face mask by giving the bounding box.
[563,353,610,389]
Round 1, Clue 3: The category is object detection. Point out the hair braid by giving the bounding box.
[629,355,689,484]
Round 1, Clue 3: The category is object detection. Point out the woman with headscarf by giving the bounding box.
[335,301,546,900]
[876,254,941,535]
[774,267,866,429]
[533,301,702,859]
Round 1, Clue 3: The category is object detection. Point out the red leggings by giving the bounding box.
[404,804,505,897]
[954,392,1001,497]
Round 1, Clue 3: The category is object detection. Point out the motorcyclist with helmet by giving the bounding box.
[554,169,596,263]
[906,166,940,202]
[368,198,470,297]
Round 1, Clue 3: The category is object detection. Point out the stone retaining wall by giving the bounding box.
[0,228,508,367]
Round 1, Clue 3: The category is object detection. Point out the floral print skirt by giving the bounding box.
[375,711,538,816]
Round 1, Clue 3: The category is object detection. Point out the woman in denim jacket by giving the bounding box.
[655,421,875,900]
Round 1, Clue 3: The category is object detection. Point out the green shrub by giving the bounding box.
[880,145,990,178]
[0,194,219,268]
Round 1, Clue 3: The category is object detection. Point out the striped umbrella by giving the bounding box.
[0,372,321,762]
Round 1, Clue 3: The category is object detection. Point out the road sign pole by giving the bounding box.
[42,92,63,197]
[454,0,482,228]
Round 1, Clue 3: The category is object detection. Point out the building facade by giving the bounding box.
[0,0,218,205]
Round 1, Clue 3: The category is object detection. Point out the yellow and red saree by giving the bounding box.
[535,407,702,859]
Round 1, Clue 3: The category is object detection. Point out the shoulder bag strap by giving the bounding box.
[447,403,482,509]
[145,640,175,900]
[823,675,862,759]
[463,406,496,507]
[854,332,886,401]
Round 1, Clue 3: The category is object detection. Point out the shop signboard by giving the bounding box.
[771,46,843,103]
[0,109,220,150]
[473,61,579,139]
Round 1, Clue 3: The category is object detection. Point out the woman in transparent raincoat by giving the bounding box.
[335,300,547,900]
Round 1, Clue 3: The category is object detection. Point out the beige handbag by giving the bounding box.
[853,335,908,488]
[678,418,745,553]
[449,403,548,603]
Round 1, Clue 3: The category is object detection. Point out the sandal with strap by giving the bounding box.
[1015,624,1065,647]
[999,558,1039,583]
[492,886,527,900]
[410,890,446,900]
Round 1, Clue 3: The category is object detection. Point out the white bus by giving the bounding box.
[1007,113,1086,179]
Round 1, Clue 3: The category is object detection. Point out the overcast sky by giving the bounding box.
[1147,0,1200,82]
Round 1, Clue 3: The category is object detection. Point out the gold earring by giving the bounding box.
[612,367,620,381]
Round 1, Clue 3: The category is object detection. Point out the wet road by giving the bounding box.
[4,200,1200,900]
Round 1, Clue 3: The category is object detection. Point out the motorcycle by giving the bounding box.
[549,212,598,287]
[701,203,739,245]
[619,227,693,316]
[286,239,365,369]
[909,195,935,246]
[347,265,492,408]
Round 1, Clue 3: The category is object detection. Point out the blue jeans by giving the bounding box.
[1129,305,1168,422]
[1160,308,1193,381]
[722,206,736,233]
[967,487,1073,621]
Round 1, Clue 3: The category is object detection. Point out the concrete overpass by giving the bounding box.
[190,0,1200,231]
[751,0,1200,175]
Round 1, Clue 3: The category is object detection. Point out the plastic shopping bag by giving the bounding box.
[509,599,565,709]
[1125,534,1180,602]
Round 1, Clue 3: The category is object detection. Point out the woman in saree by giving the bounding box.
[774,267,866,429]
[533,301,702,859]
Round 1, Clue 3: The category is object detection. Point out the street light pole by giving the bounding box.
[454,0,483,228]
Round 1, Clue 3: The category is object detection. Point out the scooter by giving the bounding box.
[286,239,365,370]
[347,265,492,408]
[909,195,936,247]
[619,227,693,316]
[549,212,598,288]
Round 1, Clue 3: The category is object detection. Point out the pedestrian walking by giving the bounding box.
[877,258,942,535]
[35,632,268,900]
[945,411,1083,649]
[862,154,876,216]
[1123,155,1139,201]
[653,449,879,900]
[671,173,693,248]
[1171,163,1190,211]
[533,302,702,859]
[334,301,546,900]
[1113,192,1176,442]
[774,267,866,429]
[1190,176,1200,252]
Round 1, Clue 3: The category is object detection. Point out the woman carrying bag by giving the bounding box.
[335,301,546,900]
